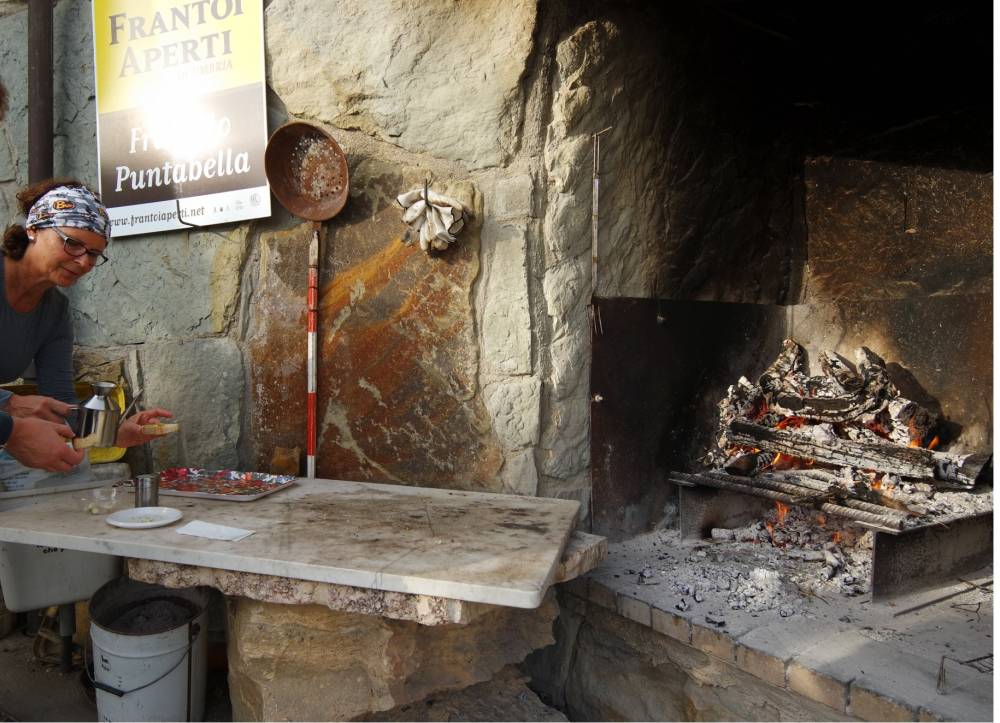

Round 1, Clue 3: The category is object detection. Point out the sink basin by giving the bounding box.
[0,543,122,612]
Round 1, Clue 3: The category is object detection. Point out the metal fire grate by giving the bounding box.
[677,484,993,599]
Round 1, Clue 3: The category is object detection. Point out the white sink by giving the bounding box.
[0,466,128,612]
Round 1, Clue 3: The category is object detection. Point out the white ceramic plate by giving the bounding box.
[106,506,183,529]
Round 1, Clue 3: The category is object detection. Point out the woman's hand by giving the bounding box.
[5,394,73,423]
[115,408,174,448]
[6,417,84,472]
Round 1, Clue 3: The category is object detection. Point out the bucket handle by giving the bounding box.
[84,621,200,699]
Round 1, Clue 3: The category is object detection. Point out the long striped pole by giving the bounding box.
[306,224,320,478]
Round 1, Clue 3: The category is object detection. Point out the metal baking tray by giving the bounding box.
[146,468,297,502]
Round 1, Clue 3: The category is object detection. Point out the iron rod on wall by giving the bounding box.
[28,0,53,183]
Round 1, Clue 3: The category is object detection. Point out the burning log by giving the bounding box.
[727,420,987,488]
[758,339,805,395]
[761,471,914,517]
[669,471,905,532]
[769,347,896,423]
[819,351,862,394]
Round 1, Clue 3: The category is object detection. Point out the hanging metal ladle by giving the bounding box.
[263,121,350,478]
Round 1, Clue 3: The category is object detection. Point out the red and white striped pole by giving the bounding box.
[306,224,320,478]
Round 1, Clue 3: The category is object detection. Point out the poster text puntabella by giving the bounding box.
[116,117,250,193]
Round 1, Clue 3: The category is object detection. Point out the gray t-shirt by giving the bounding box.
[0,255,76,404]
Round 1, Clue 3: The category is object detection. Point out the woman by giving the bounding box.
[0,178,172,474]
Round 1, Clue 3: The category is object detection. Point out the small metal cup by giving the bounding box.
[134,475,159,507]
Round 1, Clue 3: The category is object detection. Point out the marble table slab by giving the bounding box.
[125,531,608,625]
[0,478,581,608]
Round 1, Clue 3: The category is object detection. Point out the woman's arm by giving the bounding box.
[32,295,77,406]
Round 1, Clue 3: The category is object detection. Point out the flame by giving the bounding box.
[764,451,813,471]
[776,416,807,430]
[765,521,775,538]
[908,438,921,448]
[816,513,827,528]
[752,399,769,421]
[871,477,882,491]
[774,501,790,526]
[928,435,940,450]
[865,421,891,439]
[832,531,842,544]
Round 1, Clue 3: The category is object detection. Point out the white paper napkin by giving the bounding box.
[176,520,254,542]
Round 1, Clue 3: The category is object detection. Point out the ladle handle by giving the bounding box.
[306,223,321,479]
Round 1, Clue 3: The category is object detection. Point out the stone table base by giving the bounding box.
[226,593,559,721]
[126,558,492,625]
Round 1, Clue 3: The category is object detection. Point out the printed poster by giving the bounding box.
[92,0,270,237]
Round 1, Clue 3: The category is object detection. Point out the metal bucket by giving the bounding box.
[89,578,210,722]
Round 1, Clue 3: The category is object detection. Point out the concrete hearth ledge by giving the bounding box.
[565,531,992,722]
[0,478,588,609]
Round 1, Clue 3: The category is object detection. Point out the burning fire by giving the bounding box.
[776,416,807,430]
[865,421,891,439]
[816,513,826,528]
[870,474,895,496]
[774,501,790,526]
[832,531,842,544]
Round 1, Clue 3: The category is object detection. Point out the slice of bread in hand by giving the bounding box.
[141,422,180,436]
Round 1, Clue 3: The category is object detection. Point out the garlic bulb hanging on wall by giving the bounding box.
[397,185,467,252]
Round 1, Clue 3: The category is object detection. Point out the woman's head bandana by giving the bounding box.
[26,186,111,240]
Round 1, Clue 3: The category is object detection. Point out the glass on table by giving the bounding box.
[84,484,119,514]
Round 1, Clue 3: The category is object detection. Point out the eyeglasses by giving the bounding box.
[51,227,109,267]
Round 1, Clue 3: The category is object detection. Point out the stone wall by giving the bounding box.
[0,1,796,514]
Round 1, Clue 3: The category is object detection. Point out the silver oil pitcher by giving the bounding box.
[73,382,120,448]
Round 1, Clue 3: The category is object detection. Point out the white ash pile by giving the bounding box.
[712,503,874,597]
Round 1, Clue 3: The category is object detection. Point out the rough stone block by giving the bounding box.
[616,593,651,627]
[586,577,617,611]
[650,607,691,644]
[490,174,536,221]
[554,532,607,583]
[485,377,541,450]
[691,623,735,662]
[553,602,852,722]
[499,448,539,496]
[558,576,587,600]
[358,665,567,721]
[69,227,248,346]
[139,337,243,470]
[227,594,558,721]
[247,203,502,487]
[849,685,918,722]
[787,661,848,713]
[735,617,849,687]
[265,0,536,169]
[480,220,532,377]
[538,394,589,479]
[734,643,786,689]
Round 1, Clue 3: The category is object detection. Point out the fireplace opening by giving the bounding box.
[586,1,991,604]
